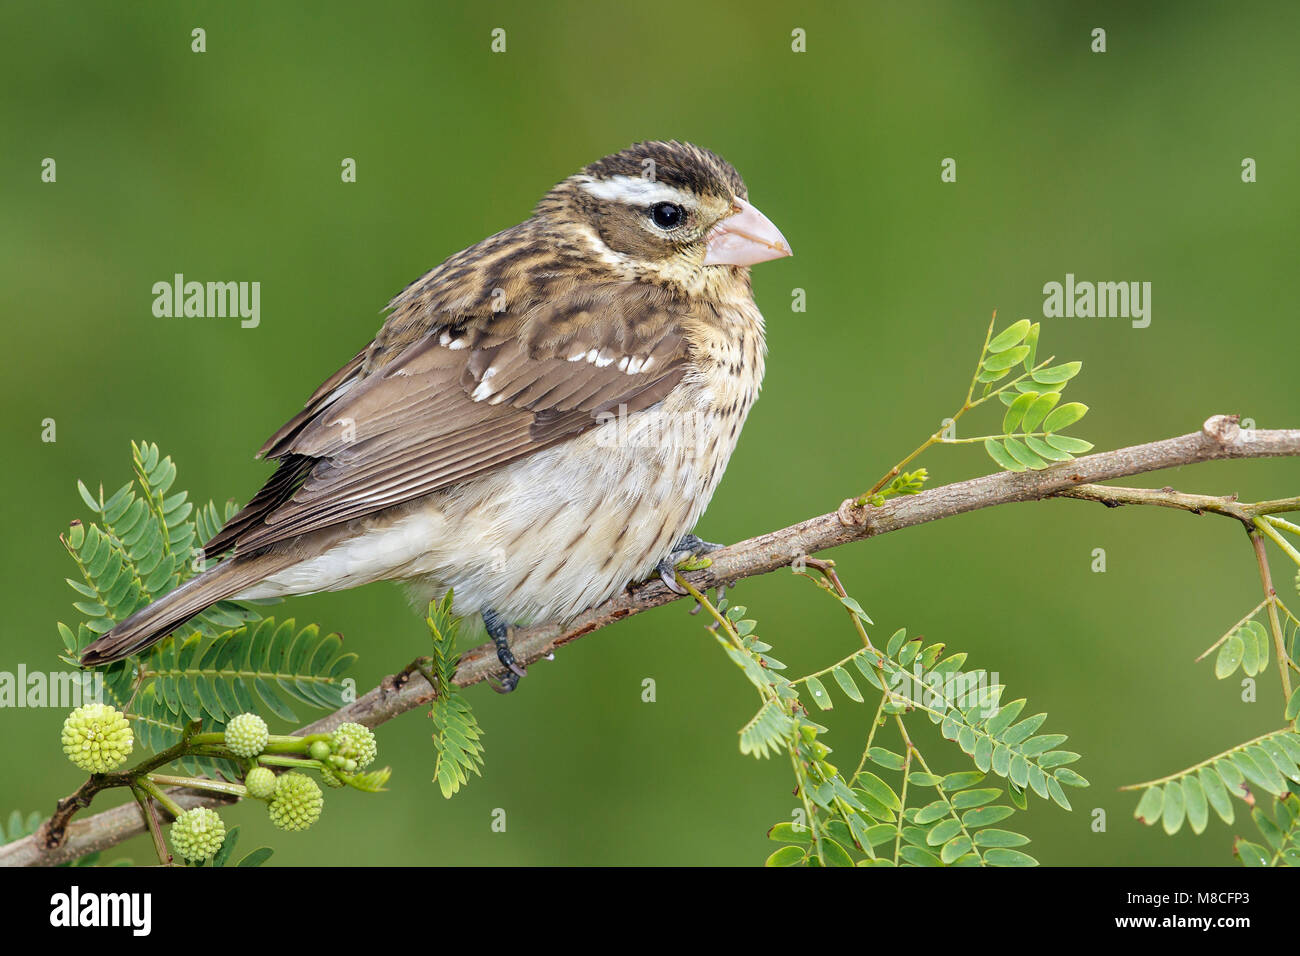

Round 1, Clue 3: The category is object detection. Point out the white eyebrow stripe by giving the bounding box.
[579,175,692,207]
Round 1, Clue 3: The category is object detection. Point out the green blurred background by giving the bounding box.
[2,0,1297,866]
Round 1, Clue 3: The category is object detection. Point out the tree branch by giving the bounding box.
[6,414,1299,866]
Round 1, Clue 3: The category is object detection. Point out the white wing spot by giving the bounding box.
[471,368,498,403]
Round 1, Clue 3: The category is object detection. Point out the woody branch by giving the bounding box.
[5,414,1299,866]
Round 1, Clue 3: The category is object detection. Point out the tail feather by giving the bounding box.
[80,557,278,666]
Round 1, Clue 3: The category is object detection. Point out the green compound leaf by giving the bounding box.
[831,666,864,703]
[962,805,1015,828]
[1029,434,1074,462]
[1200,767,1234,825]
[1042,402,1088,434]
[741,699,796,759]
[768,822,812,845]
[1031,361,1082,385]
[856,772,902,812]
[1286,686,1300,722]
[235,847,274,868]
[1182,774,1209,835]
[819,838,855,867]
[1135,785,1164,825]
[1235,839,1269,867]
[1044,434,1094,454]
[1162,781,1186,835]
[974,828,1030,848]
[1021,392,1061,433]
[984,438,1026,473]
[1002,391,1038,433]
[983,847,1039,867]
[804,675,833,711]
[986,319,1032,353]
[1243,621,1269,674]
[1022,323,1040,369]
[1003,437,1047,470]
[425,593,485,799]
[867,747,906,771]
[951,788,1001,810]
[899,845,943,867]
[1215,634,1245,679]
[765,845,807,867]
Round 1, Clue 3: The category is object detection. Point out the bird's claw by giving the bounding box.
[657,558,690,595]
[658,535,731,615]
[489,645,527,693]
[490,675,520,694]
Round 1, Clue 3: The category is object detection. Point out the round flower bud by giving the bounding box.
[268,772,323,831]
[330,722,376,770]
[61,703,134,773]
[244,766,277,800]
[169,807,226,862]
[224,713,269,758]
[309,740,331,762]
[329,755,358,774]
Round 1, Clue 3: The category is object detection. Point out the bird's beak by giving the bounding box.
[703,197,793,267]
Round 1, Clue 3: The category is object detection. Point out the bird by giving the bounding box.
[80,141,791,690]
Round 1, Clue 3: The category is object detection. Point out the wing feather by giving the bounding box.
[204,277,690,556]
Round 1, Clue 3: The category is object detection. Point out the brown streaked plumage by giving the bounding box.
[81,141,792,689]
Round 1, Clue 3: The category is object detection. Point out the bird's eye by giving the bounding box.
[650,202,684,229]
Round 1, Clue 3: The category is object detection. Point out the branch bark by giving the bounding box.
[5,414,1299,866]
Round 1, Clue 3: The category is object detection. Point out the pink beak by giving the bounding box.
[703,197,793,267]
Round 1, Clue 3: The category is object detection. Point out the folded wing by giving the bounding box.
[204,280,689,556]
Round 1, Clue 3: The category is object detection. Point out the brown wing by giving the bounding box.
[204,280,689,556]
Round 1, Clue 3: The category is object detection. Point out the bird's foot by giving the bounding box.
[482,607,526,694]
[670,534,726,572]
[656,535,725,594]
[671,534,725,560]
[658,534,730,624]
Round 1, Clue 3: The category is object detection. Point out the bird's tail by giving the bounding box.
[79,556,281,666]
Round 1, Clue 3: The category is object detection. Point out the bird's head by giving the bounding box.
[538,141,791,294]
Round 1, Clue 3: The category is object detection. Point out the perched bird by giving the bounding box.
[80,141,791,690]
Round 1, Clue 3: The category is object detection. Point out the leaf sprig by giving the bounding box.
[1127,728,1300,841]
[62,443,356,778]
[425,593,486,799]
[855,314,1091,507]
[684,558,1085,867]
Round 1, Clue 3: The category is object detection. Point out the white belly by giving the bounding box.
[237,387,750,627]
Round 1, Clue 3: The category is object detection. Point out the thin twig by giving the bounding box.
[1250,530,1293,700]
